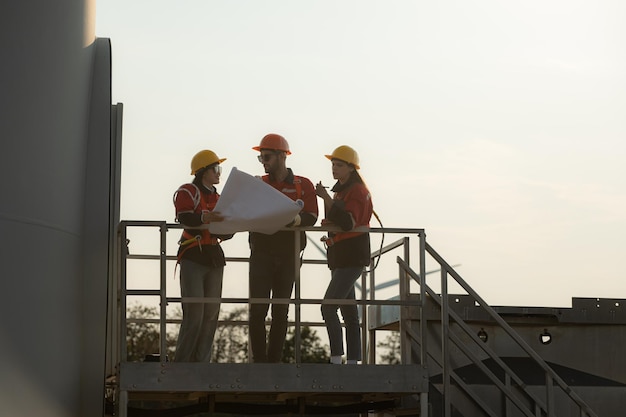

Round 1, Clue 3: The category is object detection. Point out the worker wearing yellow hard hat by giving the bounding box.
[189,149,227,175]
[173,149,230,362]
[315,145,373,365]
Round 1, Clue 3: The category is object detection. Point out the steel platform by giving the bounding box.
[117,362,428,416]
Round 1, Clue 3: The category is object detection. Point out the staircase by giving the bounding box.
[369,240,609,417]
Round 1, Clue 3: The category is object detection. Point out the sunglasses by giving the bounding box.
[257,152,280,163]
[205,164,221,174]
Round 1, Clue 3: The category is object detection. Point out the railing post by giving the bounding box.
[418,232,427,366]
[546,372,555,417]
[441,268,451,417]
[107,223,123,381]
[418,231,429,417]
[504,373,511,416]
[159,222,168,362]
[402,236,415,366]
[360,266,368,364]
[119,222,128,362]
[119,390,128,417]
[118,222,128,417]
[368,255,376,364]
[399,257,411,364]
[294,229,301,363]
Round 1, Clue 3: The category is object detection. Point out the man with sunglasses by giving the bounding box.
[248,133,319,363]
[173,150,229,362]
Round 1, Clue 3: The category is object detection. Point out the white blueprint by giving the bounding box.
[208,167,302,235]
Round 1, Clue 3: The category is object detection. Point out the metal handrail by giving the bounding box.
[426,242,597,417]
[114,220,598,417]
[394,243,598,417]
[115,220,425,365]
[401,256,544,416]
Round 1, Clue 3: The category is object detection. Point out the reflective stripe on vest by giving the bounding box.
[176,232,219,262]
[262,175,303,200]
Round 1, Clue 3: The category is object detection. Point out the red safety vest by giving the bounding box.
[261,174,302,200]
[322,182,372,247]
[173,183,220,262]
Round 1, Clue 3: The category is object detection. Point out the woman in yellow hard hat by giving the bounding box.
[315,145,373,364]
[172,149,229,362]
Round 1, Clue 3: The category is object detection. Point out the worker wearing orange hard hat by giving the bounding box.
[172,149,231,362]
[315,145,373,365]
[248,133,319,363]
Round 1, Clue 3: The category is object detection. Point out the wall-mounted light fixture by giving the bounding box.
[540,329,552,345]
[477,328,488,343]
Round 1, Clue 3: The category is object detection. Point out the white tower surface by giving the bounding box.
[0,1,119,416]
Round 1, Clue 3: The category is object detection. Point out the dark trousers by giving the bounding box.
[321,266,363,360]
[249,251,298,363]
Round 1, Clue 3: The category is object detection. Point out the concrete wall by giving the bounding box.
[0,1,115,416]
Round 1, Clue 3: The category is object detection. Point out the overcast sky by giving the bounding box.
[96,0,626,308]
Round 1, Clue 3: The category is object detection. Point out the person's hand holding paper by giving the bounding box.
[208,167,303,235]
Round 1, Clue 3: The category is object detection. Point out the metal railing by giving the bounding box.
[113,220,426,365]
[395,241,599,417]
[110,220,599,417]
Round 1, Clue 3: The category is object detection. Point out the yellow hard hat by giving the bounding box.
[325,145,360,169]
[252,133,292,154]
[190,150,226,175]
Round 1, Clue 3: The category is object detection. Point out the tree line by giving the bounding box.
[125,303,400,364]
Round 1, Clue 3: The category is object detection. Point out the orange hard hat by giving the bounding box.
[252,133,291,154]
